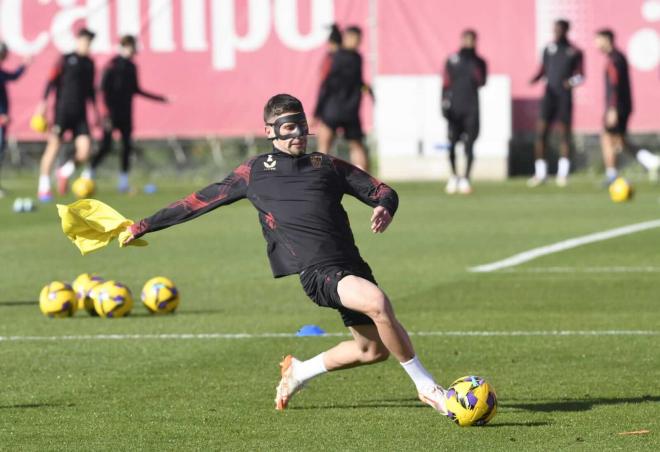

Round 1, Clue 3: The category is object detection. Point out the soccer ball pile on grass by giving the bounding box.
[39,274,180,318]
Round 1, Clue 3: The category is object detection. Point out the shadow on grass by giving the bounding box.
[503,395,660,413]
[0,402,75,409]
[290,398,426,410]
[485,421,551,428]
[0,301,35,307]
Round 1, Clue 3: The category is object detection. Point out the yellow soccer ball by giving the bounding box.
[30,114,48,133]
[445,376,497,427]
[71,178,96,199]
[72,273,104,316]
[93,281,133,318]
[39,281,77,318]
[609,177,633,203]
[141,276,180,314]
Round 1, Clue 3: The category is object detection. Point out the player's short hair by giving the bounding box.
[555,19,570,32]
[596,28,615,43]
[263,94,304,123]
[462,29,477,40]
[345,25,362,36]
[120,35,137,48]
[329,24,342,45]
[77,27,96,40]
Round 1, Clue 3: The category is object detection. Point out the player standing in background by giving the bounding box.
[595,29,659,183]
[316,26,373,172]
[36,28,99,202]
[441,29,487,195]
[121,94,449,417]
[0,43,29,198]
[90,35,167,193]
[528,19,584,188]
[313,24,342,121]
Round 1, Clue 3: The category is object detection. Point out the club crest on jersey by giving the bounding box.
[264,154,277,171]
[310,155,322,169]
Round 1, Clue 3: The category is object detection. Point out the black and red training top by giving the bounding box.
[131,150,399,278]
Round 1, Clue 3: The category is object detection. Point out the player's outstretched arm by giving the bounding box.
[122,159,255,245]
[331,156,398,233]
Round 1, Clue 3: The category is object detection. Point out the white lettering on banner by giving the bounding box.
[182,0,208,51]
[0,0,334,70]
[275,0,334,51]
[0,0,50,55]
[211,0,271,70]
[149,0,175,52]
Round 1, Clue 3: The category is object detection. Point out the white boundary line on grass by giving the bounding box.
[502,266,660,273]
[469,219,660,273]
[0,330,657,342]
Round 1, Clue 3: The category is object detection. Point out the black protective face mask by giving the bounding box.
[267,113,310,140]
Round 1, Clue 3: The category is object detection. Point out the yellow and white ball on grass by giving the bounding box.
[72,273,104,316]
[71,178,95,199]
[93,281,133,318]
[39,281,77,318]
[142,276,180,314]
[445,376,497,426]
[609,177,634,203]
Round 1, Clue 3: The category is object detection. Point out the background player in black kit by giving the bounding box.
[37,28,99,202]
[441,29,487,195]
[91,35,167,193]
[595,29,659,183]
[529,19,584,188]
[316,26,373,171]
[121,94,450,416]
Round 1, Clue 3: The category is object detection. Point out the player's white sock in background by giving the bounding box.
[557,157,570,178]
[636,149,659,170]
[38,175,51,193]
[118,172,130,192]
[80,167,92,179]
[606,167,618,181]
[58,160,75,178]
[534,159,547,180]
[401,355,437,393]
[292,353,327,383]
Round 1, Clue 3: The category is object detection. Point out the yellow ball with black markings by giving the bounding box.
[93,281,133,318]
[71,177,95,199]
[141,277,180,314]
[72,273,104,316]
[445,376,497,427]
[609,177,633,203]
[39,281,77,318]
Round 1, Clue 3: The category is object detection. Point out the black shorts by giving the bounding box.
[323,117,363,140]
[448,109,480,142]
[299,261,376,327]
[52,111,89,138]
[604,110,630,135]
[540,89,572,125]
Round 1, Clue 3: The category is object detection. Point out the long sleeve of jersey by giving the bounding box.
[606,59,621,108]
[134,66,166,102]
[87,61,96,103]
[0,65,26,83]
[43,58,63,100]
[331,157,399,216]
[475,58,487,87]
[131,158,255,238]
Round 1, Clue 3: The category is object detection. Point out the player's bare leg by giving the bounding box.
[601,132,618,183]
[37,133,61,201]
[316,122,335,154]
[348,139,369,172]
[529,119,549,187]
[275,324,388,410]
[556,122,571,187]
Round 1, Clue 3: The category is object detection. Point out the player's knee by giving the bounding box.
[359,340,390,363]
[363,291,392,323]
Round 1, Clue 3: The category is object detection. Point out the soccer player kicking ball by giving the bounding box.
[121,94,448,414]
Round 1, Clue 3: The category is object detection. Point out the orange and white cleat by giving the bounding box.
[418,385,449,415]
[275,355,304,411]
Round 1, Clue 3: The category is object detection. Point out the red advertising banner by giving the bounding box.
[0,0,658,139]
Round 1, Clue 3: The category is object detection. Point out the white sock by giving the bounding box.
[557,157,570,178]
[400,355,437,393]
[636,149,660,170]
[38,175,51,192]
[534,159,547,180]
[606,167,618,180]
[292,353,327,383]
[118,172,129,186]
[58,160,75,178]
[80,167,93,179]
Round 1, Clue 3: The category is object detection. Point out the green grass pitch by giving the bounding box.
[0,175,659,451]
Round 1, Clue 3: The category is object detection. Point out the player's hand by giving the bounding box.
[35,101,47,116]
[0,114,9,126]
[370,206,392,233]
[606,108,618,127]
[23,55,33,66]
[120,226,136,245]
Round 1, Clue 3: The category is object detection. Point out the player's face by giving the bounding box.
[265,113,308,156]
[553,23,567,41]
[461,34,476,49]
[594,36,610,53]
[343,32,361,50]
[77,36,92,55]
[121,45,136,58]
